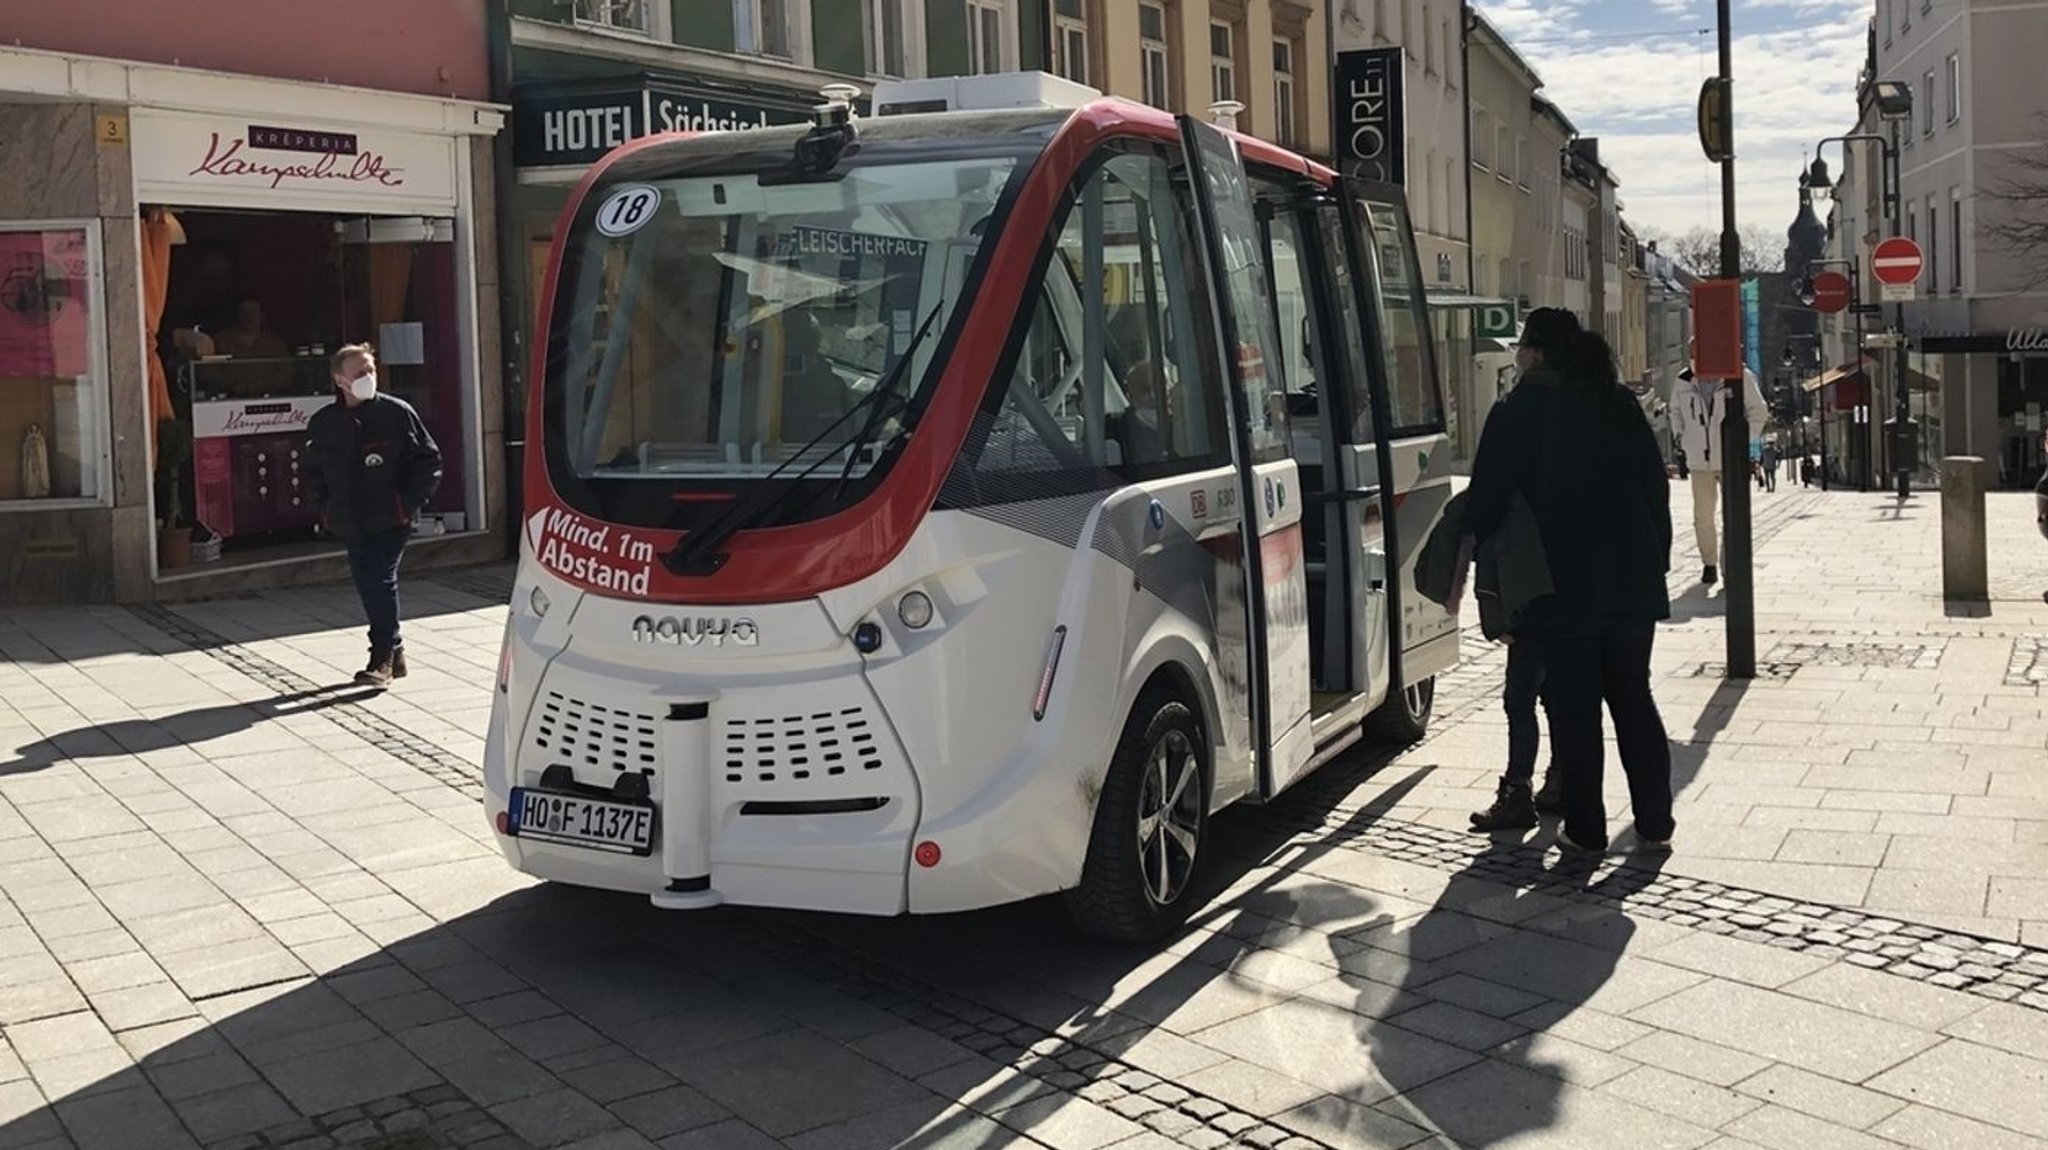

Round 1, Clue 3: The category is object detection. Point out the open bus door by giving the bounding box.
[1176,116,1317,798]
[1338,176,1460,719]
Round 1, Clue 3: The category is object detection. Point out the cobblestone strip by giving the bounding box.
[1254,781,2048,1013]
[209,1086,528,1150]
[2009,637,2048,687]
[730,917,1350,1150]
[129,605,482,798]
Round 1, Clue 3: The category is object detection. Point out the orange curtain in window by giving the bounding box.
[367,243,415,341]
[139,209,175,466]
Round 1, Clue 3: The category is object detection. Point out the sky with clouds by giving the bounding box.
[1474,0,1873,242]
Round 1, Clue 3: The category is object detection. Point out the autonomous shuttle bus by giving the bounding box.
[485,73,1460,941]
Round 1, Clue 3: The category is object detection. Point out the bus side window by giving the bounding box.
[964,148,1228,483]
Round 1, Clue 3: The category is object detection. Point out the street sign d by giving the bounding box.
[1871,236,1923,286]
[1810,271,1851,314]
[1475,302,1518,341]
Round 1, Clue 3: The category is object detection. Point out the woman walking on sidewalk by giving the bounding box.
[1463,329,1677,854]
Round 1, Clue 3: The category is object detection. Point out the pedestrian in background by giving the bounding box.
[1464,328,1676,855]
[1668,366,1767,586]
[306,344,443,687]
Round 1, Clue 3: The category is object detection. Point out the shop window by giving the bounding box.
[1140,3,1171,108]
[965,149,1226,483]
[1055,0,1089,85]
[0,222,106,507]
[576,0,655,34]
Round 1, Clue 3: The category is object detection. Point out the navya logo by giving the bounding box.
[631,615,760,648]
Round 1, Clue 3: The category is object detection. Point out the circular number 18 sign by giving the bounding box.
[594,184,662,238]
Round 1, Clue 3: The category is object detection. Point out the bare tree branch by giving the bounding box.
[1981,125,2048,290]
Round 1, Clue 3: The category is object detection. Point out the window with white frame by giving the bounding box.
[734,0,792,57]
[0,220,108,508]
[576,0,654,33]
[1495,124,1510,182]
[1471,108,1490,168]
[1422,150,1437,233]
[1945,53,1960,123]
[1054,0,1089,85]
[1272,38,1297,145]
[1922,69,1934,135]
[968,0,1007,75]
[1140,2,1170,108]
[866,0,911,77]
[1210,21,1236,105]
[1423,13,1436,74]
[1515,136,1528,188]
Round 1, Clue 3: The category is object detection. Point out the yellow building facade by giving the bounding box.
[1049,0,1332,159]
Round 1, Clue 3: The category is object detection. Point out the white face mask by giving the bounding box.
[348,374,378,401]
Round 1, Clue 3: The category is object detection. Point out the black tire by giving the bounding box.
[1364,675,1435,745]
[1065,692,1208,944]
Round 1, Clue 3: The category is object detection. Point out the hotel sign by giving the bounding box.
[512,79,823,168]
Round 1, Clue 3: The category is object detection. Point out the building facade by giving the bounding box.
[1076,0,1331,158]
[0,2,505,605]
[1874,0,2048,489]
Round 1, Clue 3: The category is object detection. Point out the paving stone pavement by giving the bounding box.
[0,482,2045,1150]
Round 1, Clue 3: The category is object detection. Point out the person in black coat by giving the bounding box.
[1468,307,1581,832]
[1464,326,1676,854]
[305,344,443,687]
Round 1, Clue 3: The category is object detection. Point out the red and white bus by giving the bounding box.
[485,73,1460,941]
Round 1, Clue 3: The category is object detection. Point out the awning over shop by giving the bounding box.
[1801,359,1869,393]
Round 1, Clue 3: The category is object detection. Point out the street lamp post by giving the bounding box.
[1808,80,1916,498]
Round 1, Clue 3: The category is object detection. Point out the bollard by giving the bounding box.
[1941,456,1989,602]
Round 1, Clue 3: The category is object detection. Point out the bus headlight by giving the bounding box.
[529,585,552,618]
[897,590,935,629]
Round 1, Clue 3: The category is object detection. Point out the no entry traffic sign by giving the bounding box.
[1871,237,1923,285]
[1810,271,1851,314]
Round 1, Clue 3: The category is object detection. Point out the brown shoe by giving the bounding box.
[354,648,396,687]
[391,645,408,680]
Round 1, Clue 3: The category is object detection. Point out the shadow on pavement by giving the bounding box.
[1668,678,1749,801]
[1,687,385,776]
[1370,846,1668,1148]
[1664,584,1724,625]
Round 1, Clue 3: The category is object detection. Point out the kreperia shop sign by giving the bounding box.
[512,78,823,168]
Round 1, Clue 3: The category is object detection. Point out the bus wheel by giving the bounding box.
[1066,693,1207,944]
[1364,676,1435,744]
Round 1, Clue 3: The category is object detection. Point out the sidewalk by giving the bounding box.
[0,482,2044,1150]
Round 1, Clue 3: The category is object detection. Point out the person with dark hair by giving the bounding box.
[1464,321,1676,854]
[1468,307,1578,831]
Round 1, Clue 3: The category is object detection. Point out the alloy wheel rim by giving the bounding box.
[1135,729,1200,907]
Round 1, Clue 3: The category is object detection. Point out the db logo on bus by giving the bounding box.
[631,615,761,648]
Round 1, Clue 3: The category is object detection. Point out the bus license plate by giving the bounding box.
[508,787,655,856]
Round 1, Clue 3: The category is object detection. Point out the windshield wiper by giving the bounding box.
[662,304,943,577]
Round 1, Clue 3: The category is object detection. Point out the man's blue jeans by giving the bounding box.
[345,526,410,653]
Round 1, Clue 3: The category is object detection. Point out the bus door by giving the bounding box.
[1259,188,1395,714]
[1176,117,1315,798]
[1338,178,1460,689]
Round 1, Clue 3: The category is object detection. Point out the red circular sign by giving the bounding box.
[1810,271,1851,314]
[1871,237,1923,286]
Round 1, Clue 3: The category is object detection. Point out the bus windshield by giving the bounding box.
[543,150,1021,525]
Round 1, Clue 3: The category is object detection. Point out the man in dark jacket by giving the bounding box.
[1464,326,1675,854]
[305,344,443,687]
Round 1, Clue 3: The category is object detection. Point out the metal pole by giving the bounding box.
[1888,124,1911,498]
[1717,0,1755,680]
